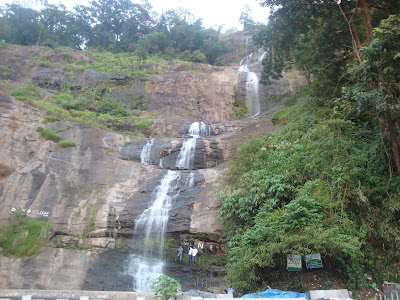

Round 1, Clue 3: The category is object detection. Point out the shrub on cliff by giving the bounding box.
[58,140,76,148]
[36,126,61,141]
[0,211,51,257]
[96,100,132,117]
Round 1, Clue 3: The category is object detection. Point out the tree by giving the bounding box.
[39,3,82,48]
[239,5,255,31]
[344,15,400,174]
[1,4,41,45]
[83,0,152,50]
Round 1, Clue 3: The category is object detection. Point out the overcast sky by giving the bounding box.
[0,0,270,31]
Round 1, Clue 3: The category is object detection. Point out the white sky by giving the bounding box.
[0,0,270,31]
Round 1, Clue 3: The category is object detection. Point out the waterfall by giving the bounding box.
[130,170,181,291]
[239,46,267,118]
[176,122,210,170]
[128,121,208,291]
[185,172,195,188]
[245,72,260,117]
[140,138,154,165]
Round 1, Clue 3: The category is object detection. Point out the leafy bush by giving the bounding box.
[0,211,51,257]
[151,275,181,300]
[36,126,61,141]
[58,140,76,148]
[42,115,61,124]
[96,100,132,117]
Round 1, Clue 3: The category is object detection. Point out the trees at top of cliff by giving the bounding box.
[38,3,84,48]
[79,0,153,51]
[0,4,41,46]
[131,8,229,65]
[239,5,255,32]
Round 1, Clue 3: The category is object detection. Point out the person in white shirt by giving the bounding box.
[188,246,193,264]
[192,247,199,265]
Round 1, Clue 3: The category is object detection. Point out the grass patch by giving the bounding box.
[0,163,14,178]
[36,126,61,141]
[285,70,301,79]
[0,42,10,49]
[42,115,61,124]
[11,83,41,101]
[271,107,289,125]
[12,83,156,137]
[58,140,76,148]
[0,65,13,74]
[78,244,93,250]
[134,120,153,129]
[0,212,51,257]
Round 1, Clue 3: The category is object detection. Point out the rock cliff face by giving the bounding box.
[0,36,303,292]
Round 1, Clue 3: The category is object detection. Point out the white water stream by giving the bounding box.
[140,138,154,165]
[130,170,181,291]
[238,44,266,118]
[130,122,209,291]
[176,122,210,170]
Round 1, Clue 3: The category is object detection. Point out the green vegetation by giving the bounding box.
[0,163,14,178]
[220,9,400,294]
[0,2,229,65]
[96,100,132,117]
[11,82,154,137]
[42,116,61,124]
[36,126,61,141]
[10,83,41,101]
[271,108,289,125]
[0,211,51,257]
[151,275,181,300]
[231,96,248,120]
[0,65,13,74]
[116,237,124,249]
[58,140,76,148]
[82,205,97,238]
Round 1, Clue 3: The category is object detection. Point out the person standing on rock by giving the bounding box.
[192,247,199,265]
[188,245,193,264]
[177,245,183,262]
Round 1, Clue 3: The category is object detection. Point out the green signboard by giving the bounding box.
[305,253,323,269]
[287,254,302,271]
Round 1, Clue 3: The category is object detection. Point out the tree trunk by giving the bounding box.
[386,112,400,174]
[360,0,374,42]
[340,0,362,49]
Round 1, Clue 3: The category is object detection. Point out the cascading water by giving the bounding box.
[176,122,211,170]
[239,44,266,118]
[128,121,210,291]
[140,138,154,165]
[129,170,181,291]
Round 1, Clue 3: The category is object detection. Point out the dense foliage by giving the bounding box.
[0,0,229,65]
[151,275,181,300]
[219,0,400,293]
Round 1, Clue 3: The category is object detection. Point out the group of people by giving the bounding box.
[177,245,198,265]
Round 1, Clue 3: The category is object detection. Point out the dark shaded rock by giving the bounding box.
[82,250,134,291]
